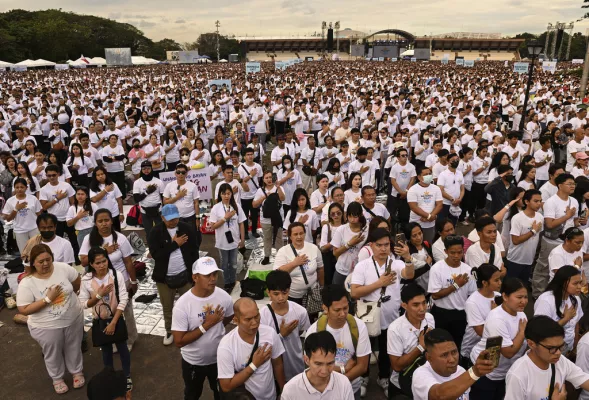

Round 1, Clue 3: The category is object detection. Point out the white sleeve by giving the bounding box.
[217,344,236,379]
[387,324,404,356]
[272,247,290,271]
[171,300,189,332]
[355,320,372,357]
[427,266,444,294]
[504,372,527,400]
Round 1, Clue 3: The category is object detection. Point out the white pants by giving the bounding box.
[29,313,84,382]
[15,228,39,254]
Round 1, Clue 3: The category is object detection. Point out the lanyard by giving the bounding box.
[371,256,390,278]
[223,203,232,227]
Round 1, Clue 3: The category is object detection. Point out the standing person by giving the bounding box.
[16,244,84,394]
[283,188,320,244]
[209,183,246,290]
[350,228,415,396]
[407,165,443,244]
[79,247,132,392]
[428,235,476,351]
[89,166,124,232]
[253,170,286,265]
[172,257,234,400]
[162,163,202,240]
[217,297,286,400]
[238,148,262,239]
[506,189,543,283]
[66,186,98,248]
[39,164,78,256]
[533,173,579,298]
[471,146,490,212]
[533,135,553,188]
[330,202,367,285]
[21,213,75,267]
[470,277,529,400]
[540,163,564,203]
[99,134,127,198]
[260,270,311,381]
[360,185,390,225]
[505,315,589,399]
[280,331,355,400]
[132,161,164,239]
[276,155,302,216]
[305,285,372,400]
[2,178,42,253]
[388,147,416,230]
[320,202,345,286]
[148,204,199,346]
[79,209,138,349]
[484,164,516,216]
[548,227,585,282]
[465,216,506,274]
[437,152,464,224]
[251,100,270,151]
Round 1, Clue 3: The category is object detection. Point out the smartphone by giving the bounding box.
[582,209,588,219]
[395,233,406,246]
[485,336,503,368]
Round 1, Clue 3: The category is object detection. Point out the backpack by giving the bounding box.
[126,204,142,227]
[317,314,359,352]
[127,232,146,256]
[261,188,282,225]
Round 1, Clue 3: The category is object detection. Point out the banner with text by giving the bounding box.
[245,62,261,73]
[514,62,529,73]
[542,61,557,74]
[464,60,475,67]
[159,169,212,200]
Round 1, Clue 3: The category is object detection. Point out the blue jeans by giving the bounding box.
[101,341,131,377]
[77,228,92,249]
[219,248,237,285]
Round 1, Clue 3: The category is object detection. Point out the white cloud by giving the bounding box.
[1,0,588,41]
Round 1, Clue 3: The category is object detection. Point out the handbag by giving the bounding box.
[302,284,323,315]
[91,303,128,347]
[302,148,317,176]
[219,332,259,400]
[398,353,427,396]
[544,199,570,240]
[165,270,190,289]
[355,258,392,337]
[240,278,267,300]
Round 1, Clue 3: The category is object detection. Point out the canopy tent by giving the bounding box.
[131,56,159,65]
[90,57,106,65]
[219,59,228,63]
[0,60,13,68]
[32,59,56,67]
[15,59,36,67]
[400,49,414,57]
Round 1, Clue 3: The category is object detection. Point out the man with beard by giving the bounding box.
[132,161,165,239]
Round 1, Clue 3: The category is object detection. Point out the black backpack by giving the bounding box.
[262,188,283,226]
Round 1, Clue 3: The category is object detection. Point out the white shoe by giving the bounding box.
[370,352,377,365]
[127,343,133,352]
[360,377,368,398]
[360,384,367,397]
[461,220,470,226]
[377,377,389,390]
[163,333,174,346]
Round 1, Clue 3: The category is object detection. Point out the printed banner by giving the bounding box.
[159,169,212,200]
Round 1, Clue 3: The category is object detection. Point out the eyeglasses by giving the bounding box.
[46,174,58,178]
[175,170,187,175]
[538,342,567,354]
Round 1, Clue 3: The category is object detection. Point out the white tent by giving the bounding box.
[16,59,36,67]
[90,57,106,65]
[0,60,13,68]
[400,49,414,57]
[219,59,228,63]
[131,56,148,65]
[32,59,56,67]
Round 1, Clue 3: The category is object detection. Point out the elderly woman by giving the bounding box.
[273,221,324,305]
[16,243,84,394]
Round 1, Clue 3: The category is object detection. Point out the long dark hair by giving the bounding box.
[289,188,311,224]
[346,171,362,189]
[165,129,178,146]
[573,177,589,217]
[89,208,118,247]
[89,166,113,193]
[210,150,226,167]
[281,154,294,173]
[216,183,239,212]
[507,187,525,221]
[489,151,508,173]
[75,186,94,216]
[67,143,86,166]
[16,161,36,192]
[545,265,580,319]
[86,246,120,302]
[346,201,366,228]
[22,139,37,157]
[48,149,65,175]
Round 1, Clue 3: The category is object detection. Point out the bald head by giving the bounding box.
[234,297,257,318]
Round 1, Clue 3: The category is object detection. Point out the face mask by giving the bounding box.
[284,163,292,169]
[422,175,433,184]
[450,160,459,169]
[505,175,515,183]
[423,135,430,140]
[133,144,140,149]
[181,155,189,162]
[40,230,55,240]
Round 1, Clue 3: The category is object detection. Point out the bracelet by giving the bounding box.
[468,367,480,381]
[504,204,510,209]
[249,362,258,372]
[417,344,425,353]
[43,296,52,304]
[427,213,431,220]
[530,229,537,235]
[130,280,138,285]
[452,282,460,291]
[95,294,103,300]
[199,325,207,334]
[345,242,350,249]
[340,365,346,374]
[575,264,581,270]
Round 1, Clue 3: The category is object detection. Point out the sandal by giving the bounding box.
[72,373,85,389]
[53,380,69,394]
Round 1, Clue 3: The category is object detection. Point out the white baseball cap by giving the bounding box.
[192,256,222,275]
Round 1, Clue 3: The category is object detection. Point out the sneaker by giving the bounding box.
[127,343,133,352]
[261,257,270,265]
[370,352,377,365]
[252,231,260,238]
[360,377,368,398]
[377,377,389,391]
[461,220,470,226]
[163,333,174,346]
[126,377,133,392]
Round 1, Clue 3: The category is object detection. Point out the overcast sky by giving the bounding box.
[1,0,589,42]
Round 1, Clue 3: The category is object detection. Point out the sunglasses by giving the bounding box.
[330,211,342,217]
[398,154,408,158]
[175,170,187,175]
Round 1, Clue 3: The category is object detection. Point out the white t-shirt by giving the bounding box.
[508,211,544,265]
[133,178,165,208]
[280,370,355,400]
[238,163,263,200]
[99,145,126,173]
[428,260,476,310]
[273,242,323,298]
[66,203,99,231]
[2,194,42,233]
[543,194,579,244]
[567,140,587,171]
[37,236,75,265]
[16,262,83,329]
[437,169,464,206]
[343,189,362,209]
[387,313,436,387]
[533,148,553,181]
[389,162,416,196]
[214,179,242,204]
[351,256,405,330]
[259,301,310,381]
[534,291,583,350]
[576,330,589,400]
[276,169,302,205]
[217,324,285,400]
[548,245,584,281]
[330,224,367,276]
[461,291,499,358]
[470,306,527,380]
[171,287,234,366]
[412,361,469,400]
[361,203,390,225]
[39,181,75,221]
[505,353,589,400]
[407,183,443,229]
[90,182,123,217]
[283,209,320,243]
[209,202,246,250]
[306,316,372,393]
[163,181,200,218]
[79,233,133,280]
[465,242,504,270]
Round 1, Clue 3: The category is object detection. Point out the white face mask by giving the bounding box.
[181,155,189,162]
[422,175,433,184]
[284,162,292,169]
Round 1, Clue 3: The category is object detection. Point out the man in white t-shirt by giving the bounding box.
[465,216,506,275]
[506,315,589,400]
[306,285,371,398]
[238,148,262,239]
[540,164,564,203]
[214,165,242,203]
[360,186,390,224]
[163,163,201,231]
[567,128,589,172]
[533,136,554,188]
[388,147,416,226]
[22,213,75,267]
[281,331,354,400]
[407,165,443,244]
[437,152,464,224]
[412,328,496,400]
[172,257,234,400]
[271,135,290,174]
[217,297,286,400]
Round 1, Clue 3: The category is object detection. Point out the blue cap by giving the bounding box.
[161,204,180,221]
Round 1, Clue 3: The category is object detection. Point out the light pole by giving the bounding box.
[519,39,544,133]
[215,20,221,62]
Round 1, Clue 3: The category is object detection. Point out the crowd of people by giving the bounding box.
[3,59,589,399]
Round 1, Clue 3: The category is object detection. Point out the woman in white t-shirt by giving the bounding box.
[66,187,98,248]
[470,277,528,399]
[330,201,367,285]
[283,188,319,243]
[89,166,124,232]
[189,137,211,169]
[209,183,246,289]
[320,202,345,286]
[16,244,84,394]
[516,164,536,191]
[99,134,127,197]
[357,216,390,263]
[14,160,40,197]
[276,155,302,216]
[144,133,165,177]
[65,143,94,188]
[534,265,584,352]
[274,222,324,303]
[344,172,363,209]
[127,138,147,179]
[461,263,502,360]
[2,178,42,253]
[253,170,286,265]
[48,150,72,184]
[548,227,585,282]
[413,131,433,169]
[163,129,181,171]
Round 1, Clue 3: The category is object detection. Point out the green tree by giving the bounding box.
[196,33,239,60]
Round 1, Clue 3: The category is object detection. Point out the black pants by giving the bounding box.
[470,376,505,400]
[56,220,80,262]
[72,174,90,189]
[240,198,259,237]
[459,189,474,221]
[110,171,127,199]
[471,182,487,211]
[288,296,303,305]
[142,212,162,241]
[274,120,286,136]
[181,359,219,400]
[431,305,467,353]
[180,215,202,252]
[377,328,390,379]
[112,215,122,232]
[322,250,337,289]
[505,259,531,285]
[439,204,458,225]
[389,194,410,234]
[167,161,179,172]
